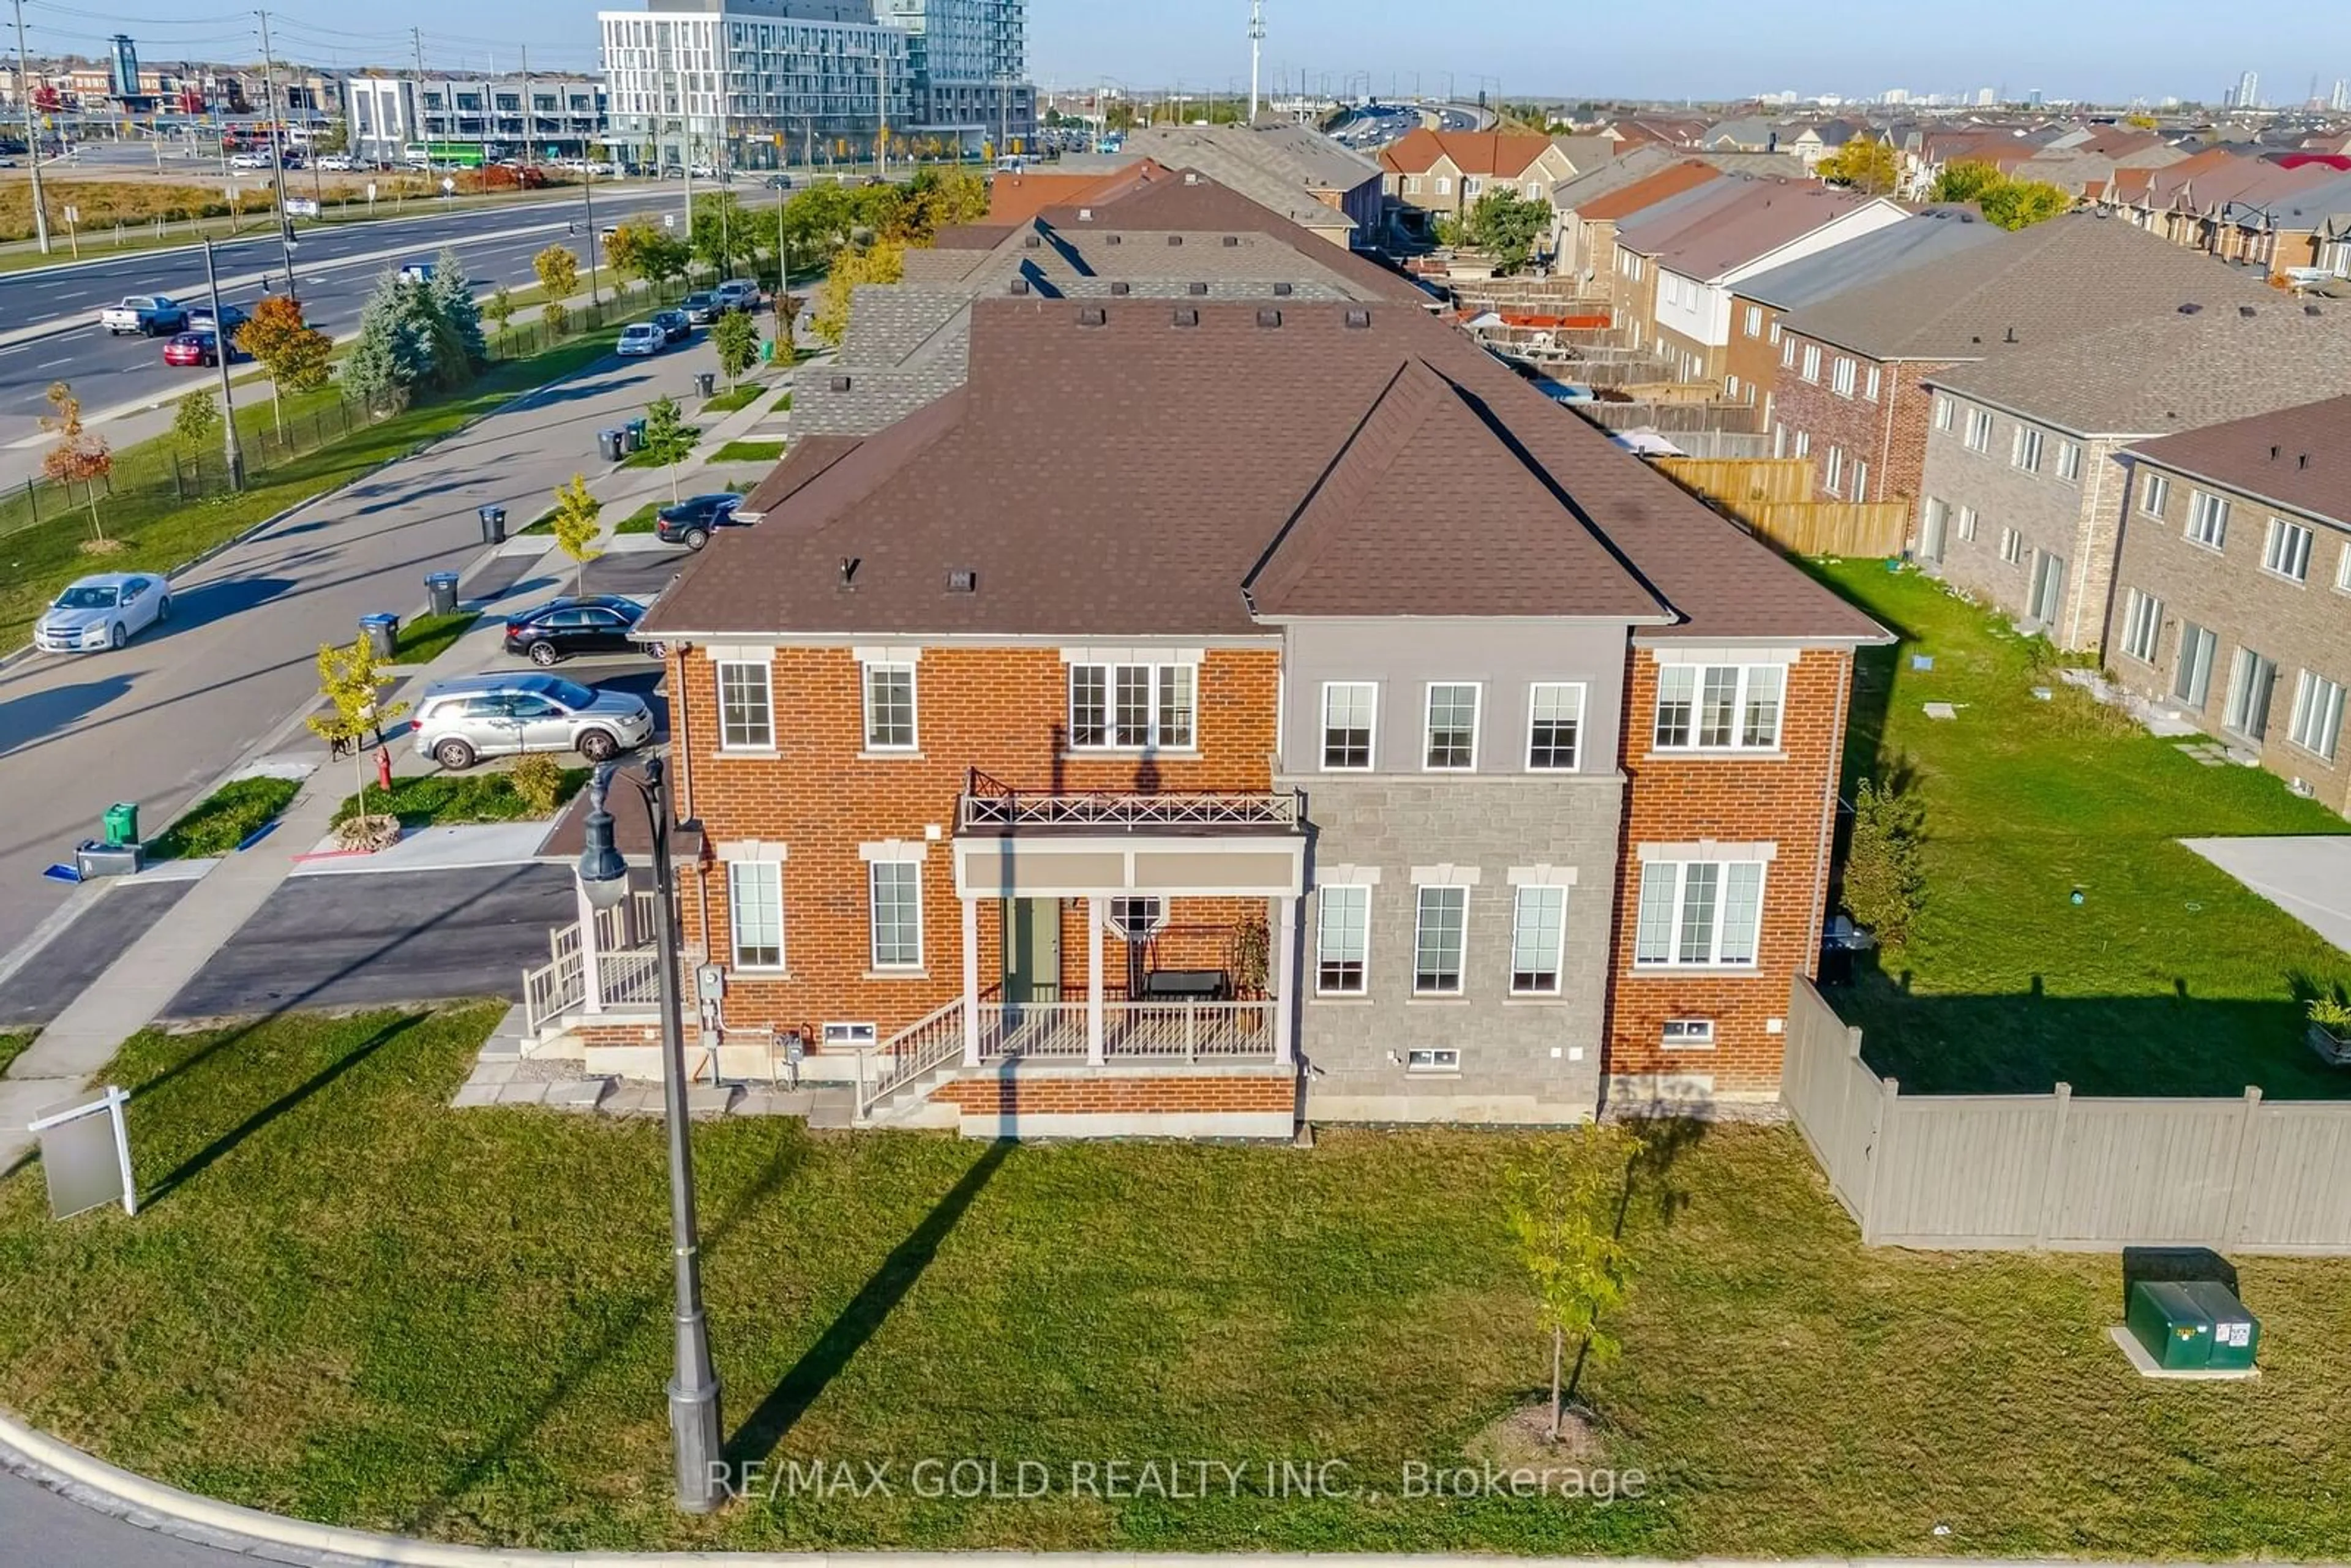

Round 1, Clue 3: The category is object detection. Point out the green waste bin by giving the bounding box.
[2128,1280,2216,1370]
[624,417,647,452]
[759,338,775,363]
[2181,1280,2260,1370]
[103,801,139,848]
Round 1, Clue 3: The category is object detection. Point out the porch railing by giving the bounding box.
[960,770,1300,833]
[520,888,670,1035]
[523,948,584,1034]
[980,1000,1278,1062]
[857,997,970,1121]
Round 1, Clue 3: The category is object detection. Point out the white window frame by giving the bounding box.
[1508,884,1568,996]
[2263,517,2314,583]
[1963,407,1994,454]
[726,859,786,972]
[1831,356,1856,397]
[2011,425,2043,473]
[1780,336,1796,368]
[2186,489,2230,551]
[2224,645,2276,740]
[1957,505,1978,542]
[1422,682,1481,771]
[1744,302,1763,337]
[2338,542,2351,593]
[1823,445,1844,495]
[1526,681,1586,771]
[867,860,924,971]
[715,658,774,752]
[1852,458,1870,503]
[1068,660,1196,751]
[1999,527,2023,566]
[1800,343,1821,383]
[1933,392,1954,432]
[1653,662,1785,752]
[2055,440,2083,482]
[1769,319,1782,345]
[2120,588,2163,664]
[1320,681,1378,771]
[1411,884,1469,996]
[2289,669,2345,761]
[1661,1018,1717,1050]
[1793,429,1810,459]
[1633,858,1767,969]
[1314,884,1370,996]
[2140,470,2171,518]
[860,659,918,752]
[1404,1046,1461,1073]
[1862,364,1882,402]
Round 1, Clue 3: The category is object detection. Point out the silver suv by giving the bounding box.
[410,673,654,770]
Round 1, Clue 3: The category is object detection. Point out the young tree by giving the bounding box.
[1818,137,1902,195]
[711,309,760,387]
[1843,774,1929,945]
[1979,176,2072,231]
[394,274,469,391]
[171,388,222,457]
[1464,189,1553,272]
[533,242,581,306]
[607,220,692,290]
[689,191,752,277]
[771,290,803,367]
[343,269,431,407]
[40,381,114,544]
[639,393,696,504]
[898,166,988,243]
[233,295,334,435]
[1928,159,2004,204]
[426,247,490,370]
[812,238,905,348]
[306,632,411,830]
[483,283,516,339]
[1507,1128,1643,1442]
[547,473,604,593]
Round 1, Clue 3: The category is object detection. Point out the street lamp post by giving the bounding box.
[201,238,245,491]
[574,758,726,1514]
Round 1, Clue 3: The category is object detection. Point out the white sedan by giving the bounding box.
[34,572,172,653]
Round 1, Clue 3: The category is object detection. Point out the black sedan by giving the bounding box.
[652,307,692,343]
[655,494,744,550]
[502,595,651,665]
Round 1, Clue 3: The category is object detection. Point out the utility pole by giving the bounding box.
[202,238,244,490]
[1248,0,1264,127]
[256,9,298,306]
[875,45,888,176]
[582,159,600,306]
[410,28,428,169]
[12,0,50,253]
[521,43,534,165]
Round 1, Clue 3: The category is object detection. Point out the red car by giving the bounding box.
[162,330,233,367]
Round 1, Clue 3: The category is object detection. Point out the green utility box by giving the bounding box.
[2128,1280,2260,1370]
[102,801,138,849]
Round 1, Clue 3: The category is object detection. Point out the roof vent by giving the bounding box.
[1106,233,1122,245]
[1024,233,1041,249]
[1183,171,1199,184]
[1222,234,1240,247]
[2270,445,2282,460]
[839,557,861,587]
[1272,281,1294,297]
[1078,206,1093,220]
[1171,307,1199,327]
[2003,326,2017,343]
[2299,452,2312,470]
[1168,234,1184,246]
[2306,302,2325,316]
[1008,278,1030,295]
[2239,304,2257,318]
[1187,280,1209,296]
[830,373,852,392]
[1344,307,1373,329]
[946,569,978,594]
[1257,308,1283,329]
[1109,280,1132,296]
[1078,305,1107,327]
[2178,302,2202,315]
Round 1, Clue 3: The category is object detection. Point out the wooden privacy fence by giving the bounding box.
[1782,977,2351,1253]
[1652,456,1912,557]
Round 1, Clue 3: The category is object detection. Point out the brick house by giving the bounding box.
[1378,128,1582,239]
[2106,395,2351,811]
[1916,302,2351,648]
[597,298,1883,1137]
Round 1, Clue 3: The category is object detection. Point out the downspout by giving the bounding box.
[1807,648,1856,980]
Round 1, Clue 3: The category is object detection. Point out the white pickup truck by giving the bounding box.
[100,295,191,337]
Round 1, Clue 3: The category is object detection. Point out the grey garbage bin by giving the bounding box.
[478,504,508,544]
[598,428,626,462]
[693,370,715,397]
[360,612,399,660]
[426,571,460,617]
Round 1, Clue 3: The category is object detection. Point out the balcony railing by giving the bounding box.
[983,1000,1278,1062]
[960,770,1300,835]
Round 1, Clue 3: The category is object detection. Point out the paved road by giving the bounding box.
[0,336,724,961]
[0,1468,253,1567]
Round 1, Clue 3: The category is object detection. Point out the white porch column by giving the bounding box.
[577,877,606,1016]
[1272,893,1297,1067]
[1087,895,1106,1065]
[961,896,981,1067]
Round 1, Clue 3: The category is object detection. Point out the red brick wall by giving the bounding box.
[931,1075,1294,1115]
[1605,648,1853,1093]
[1773,335,1949,521]
[670,643,1281,1046]
[1722,297,1782,411]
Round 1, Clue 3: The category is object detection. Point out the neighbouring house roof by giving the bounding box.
[1379,128,1560,180]
[1548,134,1618,174]
[1562,159,1721,221]
[1929,298,2351,437]
[1620,179,1888,280]
[1116,124,1381,236]
[642,299,1884,645]
[987,163,1152,225]
[2123,392,2351,523]
[1548,144,1680,211]
[1701,117,1772,150]
[1782,212,2274,361]
[1733,206,2008,310]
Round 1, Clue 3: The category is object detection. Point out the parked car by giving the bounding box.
[501,596,651,666]
[713,279,761,313]
[651,308,692,343]
[681,291,721,324]
[409,673,654,769]
[35,573,170,653]
[615,321,666,357]
[184,301,249,337]
[655,493,744,550]
[763,172,794,189]
[227,151,269,170]
[660,164,686,180]
[162,329,237,367]
[316,154,356,171]
[100,294,190,336]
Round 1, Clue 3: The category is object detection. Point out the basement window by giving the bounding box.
[822,1022,877,1049]
[1661,1018,1717,1050]
[1406,1046,1462,1074]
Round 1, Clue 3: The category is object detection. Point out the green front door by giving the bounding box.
[1003,897,1062,1006]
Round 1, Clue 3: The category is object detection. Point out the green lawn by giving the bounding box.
[332,766,588,828]
[389,612,478,666]
[0,1004,2347,1556]
[620,427,702,470]
[613,501,662,535]
[711,439,786,463]
[1814,560,2351,1098]
[0,1033,28,1076]
[700,383,765,414]
[143,776,302,862]
[772,388,794,412]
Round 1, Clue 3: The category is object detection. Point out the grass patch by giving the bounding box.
[1813,560,2351,1098]
[619,427,701,470]
[613,501,662,535]
[0,1033,28,1076]
[331,766,588,828]
[710,439,785,463]
[389,612,478,666]
[516,508,557,537]
[2,1005,2349,1555]
[771,388,793,411]
[143,776,301,862]
[700,383,764,413]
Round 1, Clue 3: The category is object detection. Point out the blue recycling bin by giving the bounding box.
[359,612,399,659]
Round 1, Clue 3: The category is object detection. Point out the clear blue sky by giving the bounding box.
[20,0,2343,107]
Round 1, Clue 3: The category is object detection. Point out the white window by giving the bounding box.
[1315,885,1370,994]
[1435,175,1452,195]
[2339,542,2351,593]
[2120,588,2163,664]
[868,861,923,969]
[1423,683,1480,770]
[1463,176,1482,197]
[1654,663,1783,751]
[1772,422,1787,458]
[1509,885,1567,995]
[861,661,916,751]
[2056,440,2082,481]
[1527,683,1584,770]
[1404,174,1420,193]
[1933,392,1954,431]
[2224,647,2277,739]
[1321,681,1376,770]
[1524,180,1540,199]
[1823,445,1844,494]
[1853,459,1870,503]
[2140,471,2171,517]
[1744,303,1763,337]
[1662,1018,1716,1049]
[1404,1046,1461,1073]
[2187,490,2230,550]
[1633,859,1766,967]
[1831,356,1856,397]
[716,659,774,751]
[1412,885,1468,994]
[1769,319,1782,345]
[1780,336,1796,369]
[1999,527,2023,566]
[1069,661,1195,749]
[727,860,784,970]
[1963,408,1993,453]
[2289,669,2345,760]
[1958,505,1978,542]
[1862,364,1882,402]
[1800,343,1821,382]
[2012,426,2043,473]
[1793,429,1811,459]
[2263,517,2314,582]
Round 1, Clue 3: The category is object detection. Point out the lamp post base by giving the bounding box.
[669,1368,726,1512]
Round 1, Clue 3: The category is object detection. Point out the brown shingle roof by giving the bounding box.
[1568,159,1722,221]
[2124,392,2351,524]
[1620,181,1889,279]
[1378,128,1559,180]
[643,301,1883,645]
[986,163,1154,225]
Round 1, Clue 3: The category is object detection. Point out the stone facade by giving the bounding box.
[1771,331,1944,513]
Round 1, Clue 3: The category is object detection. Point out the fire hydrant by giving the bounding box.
[376,745,393,795]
